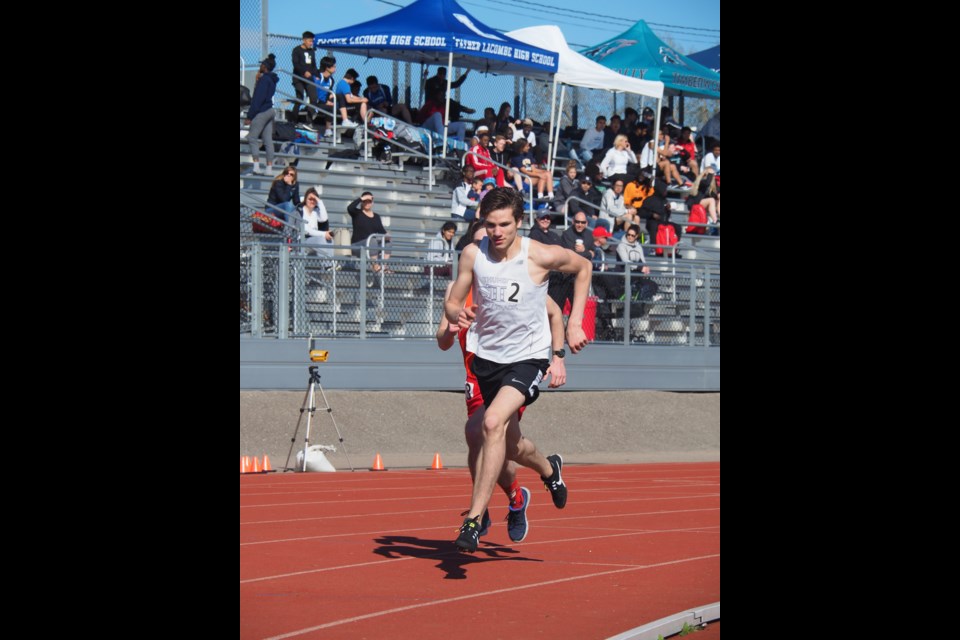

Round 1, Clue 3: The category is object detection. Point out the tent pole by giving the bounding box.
[547,78,558,175]
[550,84,566,178]
[442,52,453,159]
[651,97,662,184]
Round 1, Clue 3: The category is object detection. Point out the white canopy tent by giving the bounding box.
[506,25,665,175]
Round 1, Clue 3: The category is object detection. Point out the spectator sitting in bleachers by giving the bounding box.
[622,108,639,135]
[701,142,720,174]
[456,218,485,252]
[629,121,652,156]
[428,221,458,272]
[675,126,700,180]
[638,179,682,250]
[495,102,513,132]
[513,118,537,148]
[477,107,497,132]
[599,134,638,182]
[553,161,581,215]
[561,212,596,262]
[347,192,391,272]
[364,75,412,123]
[591,226,614,272]
[302,188,334,257]
[624,171,654,215]
[489,135,515,189]
[510,140,554,200]
[335,68,368,128]
[600,178,640,235]
[618,224,649,269]
[466,127,495,180]
[688,168,720,225]
[468,176,485,203]
[451,165,479,220]
[481,177,496,199]
[267,167,301,222]
[569,175,602,225]
[655,129,688,189]
[417,90,468,140]
[573,115,606,165]
[602,114,622,155]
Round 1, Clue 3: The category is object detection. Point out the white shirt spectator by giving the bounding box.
[701,151,720,174]
[617,236,647,265]
[428,230,455,264]
[450,183,478,217]
[580,127,605,152]
[599,147,637,179]
[303,202,329,237]
[601,189,627,226]
[512,128,536,147]
[639,141,657,168]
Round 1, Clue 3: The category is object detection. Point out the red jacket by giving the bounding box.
[466,144,495,180]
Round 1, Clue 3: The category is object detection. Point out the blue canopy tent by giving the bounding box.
[581,20,720,101]
[687,45,720,74]
[311,0,559,153]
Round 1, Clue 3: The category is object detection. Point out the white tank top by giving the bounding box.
[466,236,551,364]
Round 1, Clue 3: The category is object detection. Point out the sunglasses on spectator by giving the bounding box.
[574,220,587,224]
[626,233,637,238]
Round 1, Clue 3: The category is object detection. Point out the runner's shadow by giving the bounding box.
[373,536,542,580]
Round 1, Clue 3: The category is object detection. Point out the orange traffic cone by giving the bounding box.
[240,457,246,474]
[242,456,253,474]
[252,456,262,473]
[429,453,444,470]
[262,455,274,472]
[370,453,387,471]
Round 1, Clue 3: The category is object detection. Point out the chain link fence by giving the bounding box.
[241,240,719,346]
[240,0,265,87]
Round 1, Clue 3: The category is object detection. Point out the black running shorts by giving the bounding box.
[472,356,549,409]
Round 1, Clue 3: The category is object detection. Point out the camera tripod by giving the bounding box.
[284,366,354,472]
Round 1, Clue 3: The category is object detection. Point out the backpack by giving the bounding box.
[240,84,252,107]
[273,121,296,142]
[686,204,707,234]
[655,224,679,257]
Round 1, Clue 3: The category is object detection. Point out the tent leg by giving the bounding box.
[442,52,453,159]
[547,78,557,176]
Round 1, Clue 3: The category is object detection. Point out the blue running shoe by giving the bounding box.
[478,509,492,537]
[541,454,568,509]
[507,487,531,542]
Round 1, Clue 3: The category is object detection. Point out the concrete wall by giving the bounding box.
[240,338,720,391]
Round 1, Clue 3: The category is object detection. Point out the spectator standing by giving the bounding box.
[291,32,319,125]
[425,67,469,99]
[244,54,278,175]
[347,192,391,271]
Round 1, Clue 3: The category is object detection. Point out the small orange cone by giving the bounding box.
[429,453,444,470]
[252,456,262,473]
[242,456,253,474]
[240,457,246,474]
[370,453,387,471]
[262,455,274,472]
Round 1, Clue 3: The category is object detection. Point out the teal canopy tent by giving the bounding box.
[581,20,720,100]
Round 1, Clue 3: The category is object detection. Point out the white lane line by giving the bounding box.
[240,492,719,510]
[258,553,721,640]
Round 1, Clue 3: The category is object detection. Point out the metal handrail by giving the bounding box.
[363,106,435,190]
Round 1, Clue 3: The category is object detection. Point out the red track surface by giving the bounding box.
[240,462,720,640]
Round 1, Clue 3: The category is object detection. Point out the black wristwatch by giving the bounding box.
[553,349,566,359]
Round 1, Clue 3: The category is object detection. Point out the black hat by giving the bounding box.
[642,106,654,116]
[260,53,276,72]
